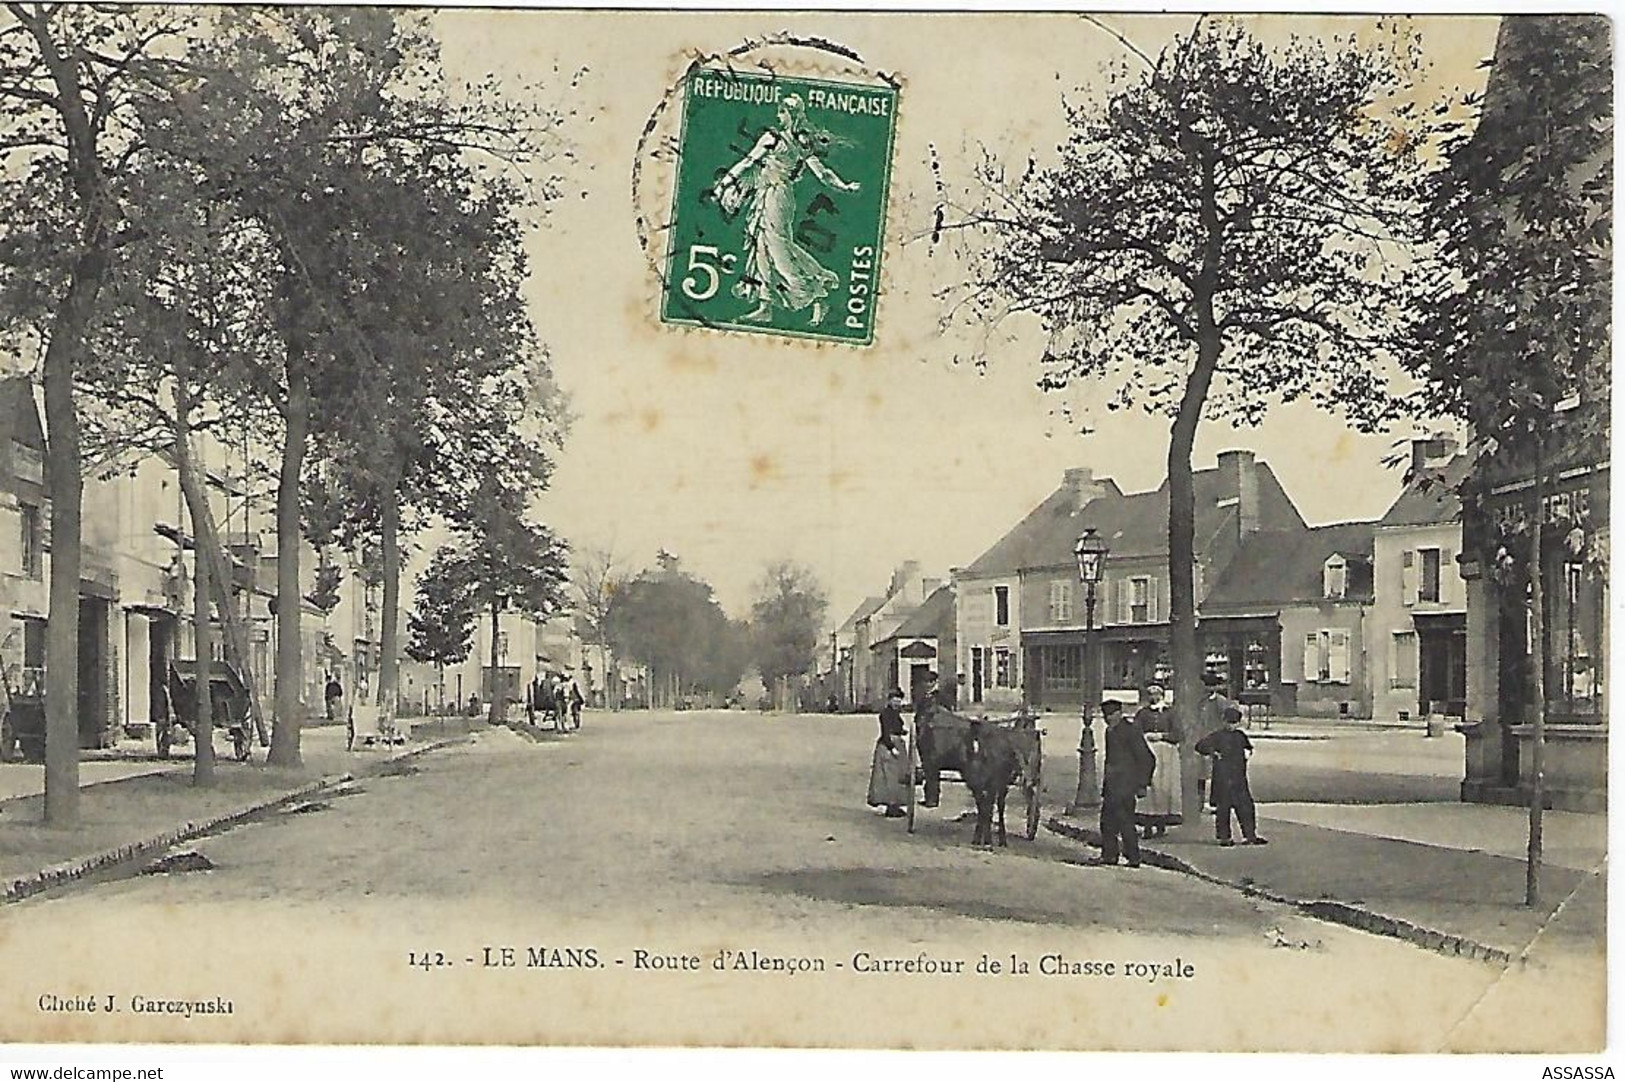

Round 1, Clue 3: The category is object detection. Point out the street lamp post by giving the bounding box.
[1068,527,1109,814]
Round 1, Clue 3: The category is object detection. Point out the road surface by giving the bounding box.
[0,710,1588,1050]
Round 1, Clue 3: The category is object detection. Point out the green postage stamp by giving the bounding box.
[660,67,900,345]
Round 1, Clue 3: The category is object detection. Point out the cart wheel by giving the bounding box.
[905,736,918,834]
[1025,745,1043,840]
[156,723,171,758]
[233,728,251,762]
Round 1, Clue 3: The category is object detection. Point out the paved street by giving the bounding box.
[0,710,1597,1050]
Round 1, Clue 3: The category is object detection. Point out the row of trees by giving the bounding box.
[407,547,830,713]
[0,6,574,820]
[933,15,1608,847]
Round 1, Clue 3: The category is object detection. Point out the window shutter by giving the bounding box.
[1147,576,1160,623]
[1440,546,1455,605]
[1401,550,1418,606]
[1303,633,1320,683]
[1115,577,1130,624]
[1327,630,1351,683]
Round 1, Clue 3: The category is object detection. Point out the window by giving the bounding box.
[1129,576,1151,623]
[994,646,1012,687]
[20,503,41,580]
[1391,631,1418,689]
[994,585,1010,627]
[1038,645,1081,693]
[1047,580,1074,624]
[1324,557,1347,600]
[1419,548,1442,604]
[1303,629,1353,684]
[1401,550,1417,606]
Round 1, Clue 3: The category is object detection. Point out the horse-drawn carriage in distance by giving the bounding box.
[908,706,1044,845]
[158,659,254,762]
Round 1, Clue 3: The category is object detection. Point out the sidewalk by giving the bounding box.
[0,720,475,903]
[1049,799,1606,963]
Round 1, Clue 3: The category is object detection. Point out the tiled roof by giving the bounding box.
[1201,523,1377,612]
[962,461,1304,577]
[838,595,886,633]
[1379,454,1475,528]
[887,584,955,642]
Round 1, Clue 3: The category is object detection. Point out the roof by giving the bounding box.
[1202,523,1377,612]
[841,595,887,632]
[1379,454,1474,528]
[962,460,1304,577]
[887,584,955,642]
[0,377,43,451]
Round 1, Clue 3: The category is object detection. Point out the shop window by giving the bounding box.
[1390,631,1417,689]
[1244,637,1270,690]
[1040,646,1080,692]
[994,586,1009,628]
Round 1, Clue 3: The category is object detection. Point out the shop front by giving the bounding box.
[1459,453,1607,812]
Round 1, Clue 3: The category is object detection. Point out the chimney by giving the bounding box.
[1410,436,1460,475]
[1063,467,1109,512]
[922,577,942,598]
[1218,450,1259,537]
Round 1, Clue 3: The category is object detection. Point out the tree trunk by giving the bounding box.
[1172,146,1224,837]
[25,0,112,826]
[42,306,86,826]
[486,604,502,725]
[269,355,311,767]
[1526,436,1548,906]
[376,481,400,726]
[190,517,216,787]
[171,383,215,787]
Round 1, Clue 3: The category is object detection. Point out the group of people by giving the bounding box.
[1095,671,1268,867]
[526,673,585,732]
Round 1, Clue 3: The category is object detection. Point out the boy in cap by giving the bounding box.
[1194,671,1234,811]
[1195,705,1268,846]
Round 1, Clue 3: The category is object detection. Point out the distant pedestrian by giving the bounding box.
[569,681,584,730]
[1095,700,1154,867]
[325,675,343,723]
[867,688,910,818]
[1134,683,1181,838]
[553,679,569,731]
[1195,705,1268,847]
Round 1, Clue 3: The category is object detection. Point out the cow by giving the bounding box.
[957,720,1024,847]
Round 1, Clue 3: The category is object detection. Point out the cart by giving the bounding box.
[160,660,253,762]
[907,707,1044,839]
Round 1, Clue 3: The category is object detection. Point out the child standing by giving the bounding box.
[1195,705,1269,847]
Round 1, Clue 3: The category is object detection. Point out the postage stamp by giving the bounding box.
[659,67,900,345]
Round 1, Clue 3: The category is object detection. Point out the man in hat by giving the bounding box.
[1196,705,1268,846]
[1095,700,1155,867]
[1194,671,1235,811]
[914,672,943,808]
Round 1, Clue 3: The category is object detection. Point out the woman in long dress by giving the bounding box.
[1134,683,1182,837]
[712,95,860,327]
[867,688,910,818]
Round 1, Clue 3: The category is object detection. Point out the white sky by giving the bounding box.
[435,11,1501,622]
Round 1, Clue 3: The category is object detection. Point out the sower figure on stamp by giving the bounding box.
[913,673,942,809]
[711,95,860,327]
[1195,705,1269,847]
[1094,700,1155,867]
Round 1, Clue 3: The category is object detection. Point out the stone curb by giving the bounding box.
[1044,815,1513,966]
[1,735,470,907]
